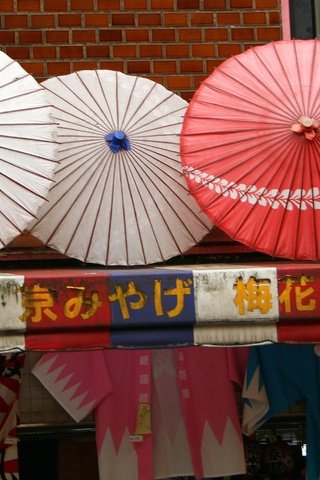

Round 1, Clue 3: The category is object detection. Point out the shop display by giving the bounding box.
[32,346,248,480]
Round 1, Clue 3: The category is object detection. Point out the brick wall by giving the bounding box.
[1,0,282,100]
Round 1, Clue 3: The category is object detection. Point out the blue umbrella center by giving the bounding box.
[104,130,131,153]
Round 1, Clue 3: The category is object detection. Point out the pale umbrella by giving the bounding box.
[29,70,212,265]
[0,52,58,247]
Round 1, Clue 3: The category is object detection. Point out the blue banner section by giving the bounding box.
[108,268,195,328]
[110,326,194,348]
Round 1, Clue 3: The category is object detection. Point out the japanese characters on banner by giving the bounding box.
[0,264,320,350]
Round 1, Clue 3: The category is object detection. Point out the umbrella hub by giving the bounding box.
[291,115,319,141]
[104,130,131,153]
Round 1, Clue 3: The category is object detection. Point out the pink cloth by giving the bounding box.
[33,347,248,480]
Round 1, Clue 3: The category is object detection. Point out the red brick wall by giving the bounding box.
[1,0,281,100]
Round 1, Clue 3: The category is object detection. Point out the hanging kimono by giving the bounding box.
[242,343,320,480]
[33,346,248,480]
[0,352,25,480]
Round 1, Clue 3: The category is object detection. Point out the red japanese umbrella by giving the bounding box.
[181,39,320,260]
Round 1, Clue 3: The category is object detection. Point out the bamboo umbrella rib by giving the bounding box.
[187,129,299,205]
[41,149,109,246]
[127,145,209,238]
[64,153,114,258]
[202,81,298,122]
[45,80,113,133]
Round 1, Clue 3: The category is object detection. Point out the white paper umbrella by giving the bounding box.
[0,52,58,248]
[29,70,212,265]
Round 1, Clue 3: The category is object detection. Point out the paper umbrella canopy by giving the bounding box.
[0,52,58,248]
[28,70,212,265]
[181,39,320,260]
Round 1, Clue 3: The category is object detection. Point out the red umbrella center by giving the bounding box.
[291,115,319,140]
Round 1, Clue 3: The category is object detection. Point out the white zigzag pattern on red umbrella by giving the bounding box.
[184,166,320,211]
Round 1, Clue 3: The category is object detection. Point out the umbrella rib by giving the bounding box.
[55,116,106,136]
[125,105,186,136]
[269,41,303,116]
[128,146,183,184]
[306,40,317,115]
[0,134,58,145]
[32,146,103,227]
[58,125,105,137]
[196,134,302,233]
[73,72,116,132]
[125,93,183,135]
[119,75,139,132]
[58,134,105,143]
[124,153,165,262]
[105,157,119,264]
[133,141,180,154]
[0,144,57,163]
[0,207,24,234]
[0,157,55,181]
[83,151,116,264]
[132,132,182,141]
[56,138,104,149]
[238,45,301,118]
[230,139,305,253]
[120,79,157,132]
[186,130,292,194]
[255,140,306,256]
[127,116,185,137]
[0,122,55,128]
[293,40,307,116]
[73,72,114,132]
[64,151,112,259]
[182,128,288,161]
[0,187,40,219]
[0,170,49,202]
[308,42,320,117]
[128,146,210,232]
[0,105,54,117]
[45,79,111,133]
[49,143,104,191]
[0,59,15,74]
[134,141,181,157]
[37,149,108,245]
[129,143,182,181]
[55,143,103,172]
[252,43,301,116]
[192,97,292,124]
[184,115,289,127]
[54,106,110,135]
[0,72,32,90]
[291,141,307,257]
[115,71,120,129]
[201,83,295,123]
[305,139,320,259]
[132,143,181,173]
[180,125,288,137]
[125,153,179,259]
[119,151,141,264]
[0,88,49,106]
[96,71,117,131]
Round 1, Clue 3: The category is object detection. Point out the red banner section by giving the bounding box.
[19,269,111,349]
[277,264,320,320]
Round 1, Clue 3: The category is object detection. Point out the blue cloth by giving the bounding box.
[242,344,320,480]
